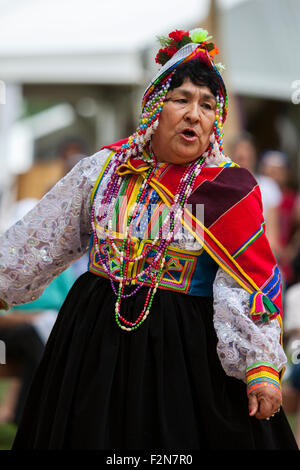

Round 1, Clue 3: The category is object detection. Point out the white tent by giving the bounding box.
[1,0,298,97]
[0,0,209,224]
[221,0,300,100]
[0,0,207,84]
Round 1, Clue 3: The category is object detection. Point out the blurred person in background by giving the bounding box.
[231,133,282,258]
[0,139,89,426]
[0,198,76,426]
[0,28,297,450]
[282,250,300,448]
[57,136,89,175]
[258,150,300,285]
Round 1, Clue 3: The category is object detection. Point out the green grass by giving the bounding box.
[0,423,17,450]
[287,414,296,434]
[0,380,17,450]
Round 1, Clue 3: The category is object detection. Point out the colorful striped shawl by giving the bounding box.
[98,140,283,328]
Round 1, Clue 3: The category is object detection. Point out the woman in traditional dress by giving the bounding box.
[0,28,298,450]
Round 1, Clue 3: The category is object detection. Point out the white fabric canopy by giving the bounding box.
[0,0,298,94]
[0,0,207,83]
[221,0,300,100]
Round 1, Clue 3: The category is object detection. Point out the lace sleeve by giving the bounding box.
[213,267,286,385]
[0,149,110,309]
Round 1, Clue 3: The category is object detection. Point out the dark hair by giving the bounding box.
[169,59,220,97]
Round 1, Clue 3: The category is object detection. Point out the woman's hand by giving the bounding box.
[248,385,282,420]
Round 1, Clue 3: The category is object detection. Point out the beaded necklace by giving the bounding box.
[91,147,207,331]
[89,42,226,331]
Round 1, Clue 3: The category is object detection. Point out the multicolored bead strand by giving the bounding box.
[119,73,173,161]
[213,93,225,155]
[89,55,229,331]
[90,150,207,331]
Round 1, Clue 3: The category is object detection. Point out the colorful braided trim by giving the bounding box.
[246,362,281,396]
[249,291,280,322]
[0,298,8,311]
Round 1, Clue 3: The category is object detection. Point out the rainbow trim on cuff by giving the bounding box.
[0,298,8,311]
[246,362,281,396]
[249,291,280,322]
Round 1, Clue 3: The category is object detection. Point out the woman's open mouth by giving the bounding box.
[179,128,198,142]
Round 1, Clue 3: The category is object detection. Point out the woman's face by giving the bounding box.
[151,78,217,165]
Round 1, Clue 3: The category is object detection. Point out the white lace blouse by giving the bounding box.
[0,149,286,383]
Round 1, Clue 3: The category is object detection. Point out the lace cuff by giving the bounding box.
[213,267,286,384]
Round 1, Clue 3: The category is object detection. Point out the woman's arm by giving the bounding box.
[213,267,286,419]
[0,149,109,310]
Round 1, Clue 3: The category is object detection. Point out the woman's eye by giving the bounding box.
[202,103,212,110]
[175,99,187,104]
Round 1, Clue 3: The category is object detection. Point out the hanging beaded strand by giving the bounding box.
[90,151,207,331]
[90,75,174,236]
[90,54,228,331]
[120,73,174,161]
[91,154,195,292]
[111,155,206,331]
[91,74,175,290]
[214,93,225,154]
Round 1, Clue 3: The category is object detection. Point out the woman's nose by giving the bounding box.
[184,103,200,123]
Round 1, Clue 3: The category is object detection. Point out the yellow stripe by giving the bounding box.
[150,179,254,293]
[233,224,264,258]
[113,160,259,294]
[250,292,261,314]
[91,159,284,363]
[219,161,239,168]
[185,207,261,292]
[248,371,279,381]
[147,176,284,351]
[90,150,115,205]
[140,176,252,288]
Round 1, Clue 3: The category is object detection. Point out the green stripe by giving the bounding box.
[90,150,114,206]
[246,362,279,372]
[233,223,265,259]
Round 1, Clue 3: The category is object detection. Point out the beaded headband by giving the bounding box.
[143,35,227,121]
[121,28,228,162]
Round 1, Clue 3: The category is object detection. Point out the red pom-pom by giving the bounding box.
[168,30,189,42]
[166,45,178,57]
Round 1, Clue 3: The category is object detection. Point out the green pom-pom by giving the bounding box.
[263,295,278,314]
[261,312,269,323]
[189,28,212,44]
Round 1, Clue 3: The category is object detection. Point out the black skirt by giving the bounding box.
[12,272,298,450]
